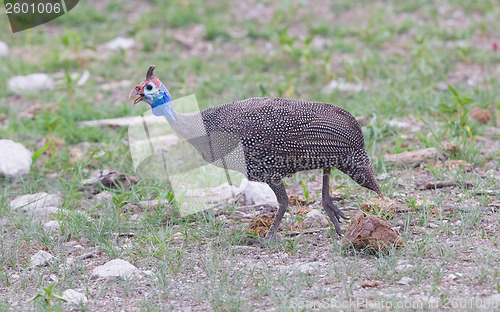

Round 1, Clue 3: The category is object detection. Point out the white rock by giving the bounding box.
[34,206,59,217]
[43,220,61,231]
[65,257,75,266]
[104,37,135,50]
[397,276,413,285]
[292,263,321,275]
[62,289,87,305]
[321,79,365,94]
[30,250,54,267]
[240,179,277,205]
[10,192,60,216]
[94,191,113,203]
[443,273,461,283]
[377,173,390,180]
[7,73,54,95]
[76,70,90,86]
[92,259,139,278]
[0,41,8,57]
[0,139,32,178]
[301,209,329,229]
[280,212,294,229]
[395,264,414,272]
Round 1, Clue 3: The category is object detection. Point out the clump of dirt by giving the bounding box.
[295,208,312,215]
[342,213,404,254]
[431,206,456,216]
[468,106,491,124]
[359,280,384,288]
[289,194,316,206]
[79,170,139,195]
[359,198,399,218]
[444,141,459,156]
[248,214,275,238]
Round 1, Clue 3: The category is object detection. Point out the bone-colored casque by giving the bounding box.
[130,65,382,240]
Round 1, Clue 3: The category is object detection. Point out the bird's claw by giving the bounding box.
[322,197,348,236]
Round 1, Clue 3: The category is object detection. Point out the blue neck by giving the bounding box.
[146,83,175,120]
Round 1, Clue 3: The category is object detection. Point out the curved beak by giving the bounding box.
[129,89,145,105]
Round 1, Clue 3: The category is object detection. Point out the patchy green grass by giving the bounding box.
[0,0,499,310]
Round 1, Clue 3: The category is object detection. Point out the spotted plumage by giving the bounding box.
[198,97,380,192]
[130,66,383,239]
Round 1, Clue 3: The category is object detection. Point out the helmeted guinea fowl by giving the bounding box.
[129,65,382,239]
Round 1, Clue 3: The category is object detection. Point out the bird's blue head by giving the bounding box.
[129,65,175,120]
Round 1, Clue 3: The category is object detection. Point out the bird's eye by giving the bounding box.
[146,84,153,91]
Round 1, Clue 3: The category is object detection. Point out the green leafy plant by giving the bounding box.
[32,141,50,163]
[31,115,62,164]
[438,85,475,136]
[301,180,310,200]
[27,282,67,312]
[283,235,302,256]
[112,192,130,221]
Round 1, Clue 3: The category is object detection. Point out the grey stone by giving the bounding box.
[33,206,59,217]
[322,79,365,94]
[443,273,462,283]
[7,73,54,94]
[65,257,75,266]
[43,220,61,231]
[240,179,277,205]
[62,289,87,304]
[142,270,154,277]
[10,192,60,216]
[0,41,8,57]
[395,264,414,272]
[301,209,329,229]
[30,250,54,267]
[94,191,113,203]
[91,259,139,278]
[104,37,135,50]
[397,276,413,285]
[0,139,32,178]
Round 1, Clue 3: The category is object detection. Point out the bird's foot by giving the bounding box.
[246,230,280,247]
[322,198,349,236]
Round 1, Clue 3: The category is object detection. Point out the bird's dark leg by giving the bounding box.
[322,168,348,236]
[264,180,289,240]
[246,180,288,246]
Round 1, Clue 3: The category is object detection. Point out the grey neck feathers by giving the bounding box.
[167,111,206,141]
[167,111,215,163]
[166,111,242,171]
